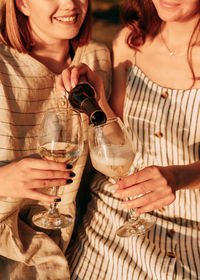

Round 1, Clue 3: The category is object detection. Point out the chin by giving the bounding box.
[157,11,181,22]
[59,30,80,40]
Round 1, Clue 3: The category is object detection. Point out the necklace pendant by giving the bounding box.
[170,51,175,56]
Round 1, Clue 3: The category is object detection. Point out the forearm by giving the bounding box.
[165,161,200,191]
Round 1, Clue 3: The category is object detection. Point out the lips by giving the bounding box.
[159,0,180,8]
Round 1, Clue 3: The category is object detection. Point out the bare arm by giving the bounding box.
[110,28,134,119]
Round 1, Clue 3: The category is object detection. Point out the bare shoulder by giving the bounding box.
[113,27,131,47]
[110,28,134,118]
[112,27,134,68]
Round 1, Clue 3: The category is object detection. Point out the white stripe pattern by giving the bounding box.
[67,65,200,280]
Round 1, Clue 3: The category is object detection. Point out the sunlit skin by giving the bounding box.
[133,0,200,91]
[20,0,88,44]
[17,0,88,73]
[152,0,199,22]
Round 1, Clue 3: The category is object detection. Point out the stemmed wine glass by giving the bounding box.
[88,117,156,237]
[32,108,83,230]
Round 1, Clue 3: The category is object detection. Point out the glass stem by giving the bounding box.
[48,186,59,216]
[128,208,139,224]
[116,177,139,224]
[125,194,139,224]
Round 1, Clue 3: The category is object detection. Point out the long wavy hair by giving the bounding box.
[0,0,92,53]
[120,0,200,86]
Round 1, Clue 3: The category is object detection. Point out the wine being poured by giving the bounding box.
[90,145,134,181]
[65,82,107,126]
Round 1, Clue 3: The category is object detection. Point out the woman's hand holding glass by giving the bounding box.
[113,165,176,215]
[0,158,71,202]
[88,117,156,237]
[32,108,83,230]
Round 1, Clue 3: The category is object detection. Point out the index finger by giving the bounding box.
[56,68,72,94]
[28,158,67,171]
[70,64,101,99]
[115,166,155,189]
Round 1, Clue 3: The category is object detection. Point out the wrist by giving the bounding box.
[169,162,200,191]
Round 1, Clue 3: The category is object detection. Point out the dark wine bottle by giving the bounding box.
[67,82,107,125]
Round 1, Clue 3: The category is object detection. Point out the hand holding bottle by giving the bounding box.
[56,63,103,98]
[56,63,116,120]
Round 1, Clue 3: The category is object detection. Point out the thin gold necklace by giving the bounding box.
[160,32,176,56]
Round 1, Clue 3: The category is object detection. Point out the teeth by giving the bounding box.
[56,16,76,22]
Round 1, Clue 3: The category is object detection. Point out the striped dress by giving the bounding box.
[67,64,200,280]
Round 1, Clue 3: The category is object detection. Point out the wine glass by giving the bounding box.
[32,108,83,230]
[88,117,156,237]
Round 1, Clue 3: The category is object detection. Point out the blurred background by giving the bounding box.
[92,0,122,49]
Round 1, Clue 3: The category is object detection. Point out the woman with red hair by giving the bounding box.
[66,1,200,279]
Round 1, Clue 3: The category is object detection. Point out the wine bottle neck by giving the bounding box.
[81,98,107,125]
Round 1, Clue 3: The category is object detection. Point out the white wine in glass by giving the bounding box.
[88,117,156,237]
[40,142,81,163]
[32,108,83,230]
[90,144,134,181]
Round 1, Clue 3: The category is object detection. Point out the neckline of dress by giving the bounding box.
[2,43,84,77]
[129,64,199,93]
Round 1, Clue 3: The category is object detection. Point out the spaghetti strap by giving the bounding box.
[132,50,136,65]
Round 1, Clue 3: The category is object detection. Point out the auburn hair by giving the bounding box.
[0,0,92,53]
[120,0,161,49]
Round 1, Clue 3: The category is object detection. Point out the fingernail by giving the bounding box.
[110,184,119,193]
[113,192,120,198]
[64,91,69,98]
[66,164,73,169]
[69,172,76,178]
[54,198,61,202]
[61,90,66,97]
[72,81,76,89]
[120,203,126,209]
[66,179,73,184]
[65,86,71,92]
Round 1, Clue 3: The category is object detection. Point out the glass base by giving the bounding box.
[32,210,73,230]
[116,214,156,238]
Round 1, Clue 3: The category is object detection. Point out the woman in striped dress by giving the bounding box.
[65,0,200,279]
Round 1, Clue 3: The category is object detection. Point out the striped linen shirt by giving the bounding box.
[0,41,111,280]
[67,64,200,280]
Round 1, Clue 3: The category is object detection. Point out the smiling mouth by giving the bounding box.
[160,1,180,8]
[55,15,78,23]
